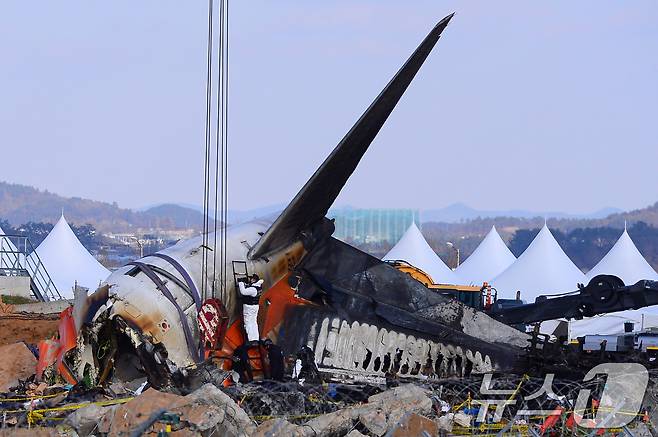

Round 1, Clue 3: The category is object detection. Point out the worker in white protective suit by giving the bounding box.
[237,274,264,342]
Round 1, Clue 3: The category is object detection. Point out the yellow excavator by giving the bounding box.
[385,260,495,310]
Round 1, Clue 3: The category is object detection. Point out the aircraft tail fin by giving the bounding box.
[249,14,454,259]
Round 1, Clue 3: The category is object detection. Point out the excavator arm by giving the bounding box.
[490,275,658,326]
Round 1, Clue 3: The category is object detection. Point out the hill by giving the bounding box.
[420,202,621,223]
[140,204,207,230]
[601,202,658,228]
[0,181,207,233]
[149,203,285,225]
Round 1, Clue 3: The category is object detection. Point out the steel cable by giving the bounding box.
[201,0,215,301]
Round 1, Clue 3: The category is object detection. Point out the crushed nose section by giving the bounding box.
[72,313,190,391]
[40,282,196,391]
[110,317,186,390]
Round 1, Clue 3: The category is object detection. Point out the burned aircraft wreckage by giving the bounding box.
[43,14,658,389]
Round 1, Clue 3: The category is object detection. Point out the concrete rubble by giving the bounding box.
[64,403,118,436]
[63,384,256,437]
[251,384,435,437]
[0,376,445,436]
[390,413,438,437]
[0,372,655,436]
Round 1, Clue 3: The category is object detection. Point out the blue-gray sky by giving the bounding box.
[1,1,657,213]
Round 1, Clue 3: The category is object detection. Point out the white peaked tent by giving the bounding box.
[585,228,658,285]
[383,222,461,285]
[33,215,110,298]
[569,228,658,337]
[455,226,516,285]
[491,224,585,301]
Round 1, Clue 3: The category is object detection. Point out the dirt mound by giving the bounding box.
[0,313,59,346]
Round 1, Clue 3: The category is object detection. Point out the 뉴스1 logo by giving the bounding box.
[475,363,648,429]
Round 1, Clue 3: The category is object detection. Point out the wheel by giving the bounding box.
[585,275,624,309]
[587,274,625,290]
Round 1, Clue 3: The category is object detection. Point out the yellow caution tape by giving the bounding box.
[0,391,69,402]
[447,424,530,437]
[451,391,472,412]
[250,413,322,421]
[1,396,134,418]
[27,410,44,426]
[504,373,529,405]
[452,374,527,413]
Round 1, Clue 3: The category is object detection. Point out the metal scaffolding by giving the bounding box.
[0,234,61,301]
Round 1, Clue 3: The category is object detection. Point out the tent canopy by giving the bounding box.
[383,222,461,285]
[456,225,516,285]
[491,224,584,301]
[33,215,110,298]
[585,228,658,285]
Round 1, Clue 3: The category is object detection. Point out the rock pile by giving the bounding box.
[61,383,460,437]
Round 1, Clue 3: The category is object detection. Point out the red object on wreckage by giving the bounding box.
[36,306,78,384]
[197,298,229,355]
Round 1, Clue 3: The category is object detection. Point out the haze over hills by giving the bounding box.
[157,202,623,226]
[157,203,286,225]
[420,203,622,223]
[2,180,657,235]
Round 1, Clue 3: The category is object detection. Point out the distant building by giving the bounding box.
[329,208,420,244]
